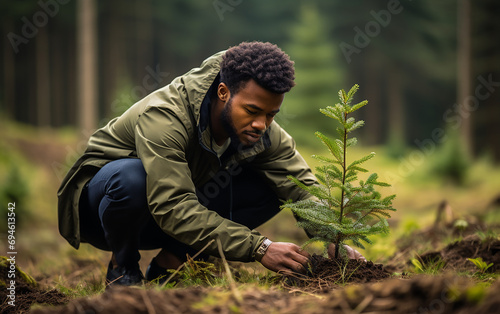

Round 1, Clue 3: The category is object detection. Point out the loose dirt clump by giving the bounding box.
[0,257,68,313]
[283,254,391,292]
[418,234,500,272]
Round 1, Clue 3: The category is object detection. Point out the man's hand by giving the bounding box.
[327,243,366,261]
[259,242,310,274]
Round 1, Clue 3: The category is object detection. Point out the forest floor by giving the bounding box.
[3,226,500,313]
[1,121,500,313]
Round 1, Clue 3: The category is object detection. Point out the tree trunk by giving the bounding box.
[3,18,16,120]
[51,23,63,127]
[387,64,405,147]
[36,26,51,127]
[135,0,153,81]
[77,0,98,133]
[363,53,382,145]
[102,0,129,120]
[457,0,472,157]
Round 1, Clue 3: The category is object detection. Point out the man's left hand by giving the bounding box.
[327,243,366,261]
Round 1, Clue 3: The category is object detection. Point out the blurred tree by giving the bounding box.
[77,0,98,132]
[324,0,456,151]
[1,1,38,122]
[36,25,50,127]
[457,0,472,158]
[0,0,498,163]
[471,0,500,161]
[283,2,344,147]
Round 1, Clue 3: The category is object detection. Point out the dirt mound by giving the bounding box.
[419,235,500,272]
[284,254,391,292]
[317,275,497,314]
[0,256,68,313]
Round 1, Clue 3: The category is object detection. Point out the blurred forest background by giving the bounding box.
[1,0,499,159]
[1,0,500,282]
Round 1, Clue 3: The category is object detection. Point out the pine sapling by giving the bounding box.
[282,84,396,260]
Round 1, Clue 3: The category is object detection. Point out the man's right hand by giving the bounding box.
[259,242,310,274]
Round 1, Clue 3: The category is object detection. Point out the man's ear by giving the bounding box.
[217,83,231,102]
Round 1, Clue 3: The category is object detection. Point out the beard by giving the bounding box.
[220,98,258,150]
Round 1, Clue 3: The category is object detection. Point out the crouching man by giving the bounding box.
[57,41,363,286]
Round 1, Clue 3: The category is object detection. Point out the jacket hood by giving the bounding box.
[180,50,225,126]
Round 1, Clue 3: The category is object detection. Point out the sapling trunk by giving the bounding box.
[335,112,348,260]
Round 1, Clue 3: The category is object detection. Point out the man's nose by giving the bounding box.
[252,115,267,131]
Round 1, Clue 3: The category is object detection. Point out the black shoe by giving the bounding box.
[145,258,170,284]
[106,261,144,287]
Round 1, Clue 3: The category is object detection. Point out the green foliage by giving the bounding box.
[474,230,499,243]
[467,257,493,274]
[0,256,37,288]
[427,128,470,185]
[55,276,104,298]
[281,2,343,148]
[0,150,30,233]
[464,283,490,304]
[453,219,469,233]
[282,85,396,259]
[411,256,446,275]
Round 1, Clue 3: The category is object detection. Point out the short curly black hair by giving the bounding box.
[220,41,295,95]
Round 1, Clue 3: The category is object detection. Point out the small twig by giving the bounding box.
[353,294,374,313]
[140,289,156,314]
[287,288,325,299]
[106,275,124,288]
[160,239,215,288]
[338,296,355,314]
[216,238,243,304]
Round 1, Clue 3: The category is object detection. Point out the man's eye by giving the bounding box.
[245,108,257,115]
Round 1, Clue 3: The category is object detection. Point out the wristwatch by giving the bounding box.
[254,238,273,262]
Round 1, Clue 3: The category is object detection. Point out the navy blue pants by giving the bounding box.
[78,158,281,267]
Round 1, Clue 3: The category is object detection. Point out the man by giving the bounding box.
[58,41,363,286]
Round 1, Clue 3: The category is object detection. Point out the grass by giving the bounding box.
[410,256,446,275]
[55,275,105,298]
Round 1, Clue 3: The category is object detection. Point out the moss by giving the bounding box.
[464,283,489,304]
[0,255,37,288]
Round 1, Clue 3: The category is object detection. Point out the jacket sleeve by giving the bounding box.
[135,106,264,262]
[252,122,318,203]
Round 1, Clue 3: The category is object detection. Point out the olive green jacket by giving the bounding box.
[57,51,316,262]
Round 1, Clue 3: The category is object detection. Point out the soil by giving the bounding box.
[316,275,500,314]
[417,234,500,272]
[0,261,68,314]
[385,216,500,272]
[283,254,391,292]
[5,244,500,314]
